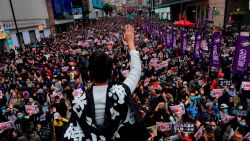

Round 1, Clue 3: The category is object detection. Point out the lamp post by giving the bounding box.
[9,0,21,47]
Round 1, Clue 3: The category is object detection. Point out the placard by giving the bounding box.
[210,89,223,98]
[158,75,166,82]
[231,108,248,116]
[0,121,15,133]
[170,104,185,116]
[180,122,195,133]
[194,126,205,141]
[218,80,231,87]
[62,66,69,72]
[156,122,172,132]
[241,82,250,90]
[42,105,49,113]
[25,105,38,114]
[221,115,235,124]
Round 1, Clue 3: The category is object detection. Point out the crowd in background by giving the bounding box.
[0,17,249,141]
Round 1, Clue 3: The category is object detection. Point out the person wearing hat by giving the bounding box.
[219,103,229,119]
[53,112,68,141]
[212,72,224,89]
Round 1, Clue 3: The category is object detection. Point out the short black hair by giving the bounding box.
[88,52,113,83]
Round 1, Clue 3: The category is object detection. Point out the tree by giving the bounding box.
[103,3,113,17]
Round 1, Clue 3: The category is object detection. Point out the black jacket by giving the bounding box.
[63,83,148,141]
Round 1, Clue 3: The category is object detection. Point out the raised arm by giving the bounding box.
[123,24,142,93]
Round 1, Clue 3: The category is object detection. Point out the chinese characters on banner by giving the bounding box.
[210,34,223,70]
[194,31,202,60]
[180,122,195,133]
[181,30,187,56]
[172,29,177,49]
[232,36,250,74]
[165,28,172,49]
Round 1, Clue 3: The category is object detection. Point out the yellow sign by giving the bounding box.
[38,25,44,31]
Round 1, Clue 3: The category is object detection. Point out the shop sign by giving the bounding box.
[212,10,220,15]
[3,20,44,30]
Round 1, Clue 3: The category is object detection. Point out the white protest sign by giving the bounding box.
[170,103,185,116]
[241,82,250,90]
[210,89,223,98]
[25,105,38,115]
[0,121,15,133]
[156,122,172,132]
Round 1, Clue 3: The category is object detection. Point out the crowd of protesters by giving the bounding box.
[0,17,249,141]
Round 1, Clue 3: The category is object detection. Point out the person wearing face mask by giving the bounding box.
[0,106,8,122]
[220,103,229,119]
[14,112,31,138]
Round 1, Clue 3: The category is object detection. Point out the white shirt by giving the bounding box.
[93,50,141,126]
[93,85,108,126]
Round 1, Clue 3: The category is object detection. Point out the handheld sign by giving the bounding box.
[42,105,49,113]
[210,89,223,98]
[180,122,195,133]
[156,122,172,132]
[25,105,38,115]
[170,104,185,116]
[241,82,250,90]
[231,108,248,116]
[221,115,235,124]
[194,126,205,141]
[218,80,231,87]
[0,121,15,133]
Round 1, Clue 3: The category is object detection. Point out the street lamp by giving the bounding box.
[9,0,21,47]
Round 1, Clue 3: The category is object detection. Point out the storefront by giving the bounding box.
[155,7,171,20]
[2,20,51,47]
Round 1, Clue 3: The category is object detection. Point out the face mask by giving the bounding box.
[29,99,33,103]
[210,93,213,97]
[239,122,246,126]
[223,109,228,113]
[2,109,6,114]
[229,99,233,102]
[18,114,24,119]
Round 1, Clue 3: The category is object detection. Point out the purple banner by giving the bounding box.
[232,36,250,74]
[210,34,223,69]
[194,31,202,60]
[172,29,176,49]
[181,30,187,55]
[166,28,172,49]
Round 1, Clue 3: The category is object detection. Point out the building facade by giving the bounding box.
[225,0,250,26]
[207,0,226,27]
[0,0,51,48]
